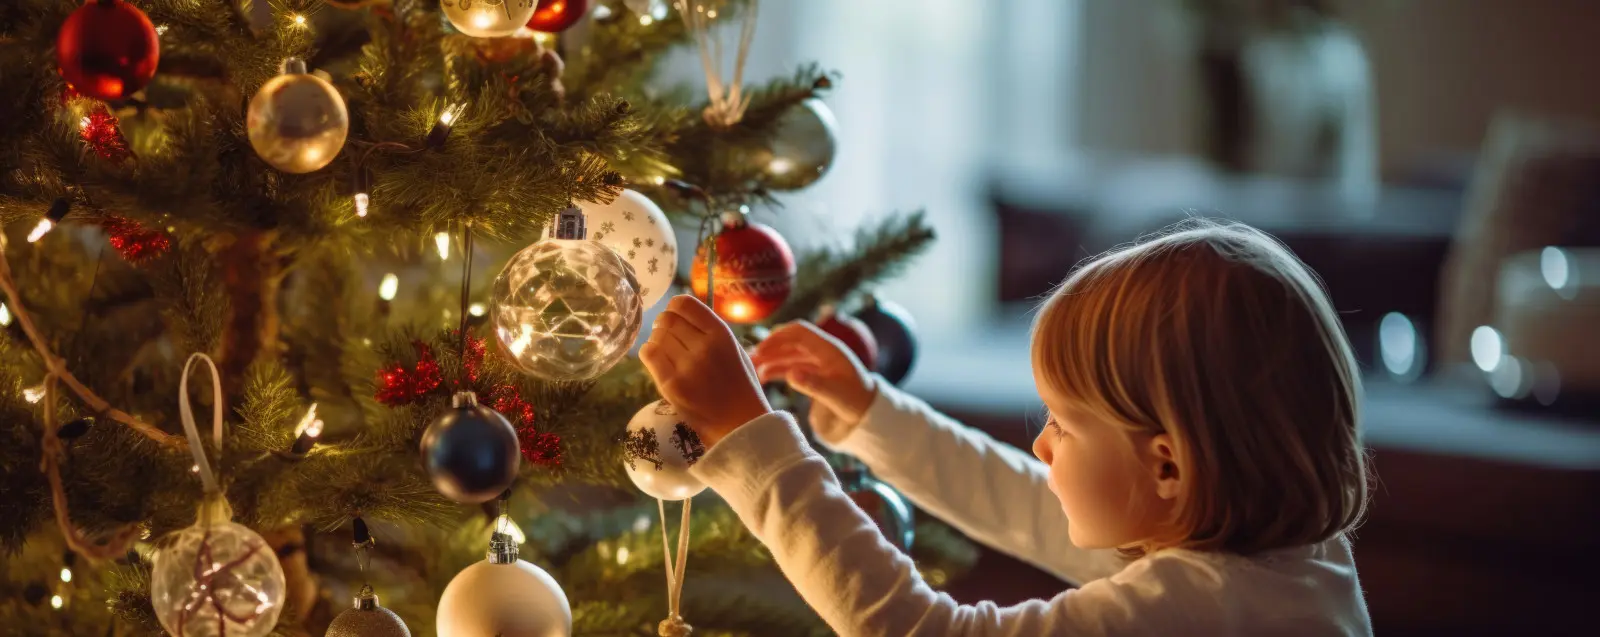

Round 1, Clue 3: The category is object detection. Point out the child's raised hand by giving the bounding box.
[751,321,878,445]
[639,295,772,447]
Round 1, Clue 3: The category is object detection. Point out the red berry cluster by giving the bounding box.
[102,216,169,263]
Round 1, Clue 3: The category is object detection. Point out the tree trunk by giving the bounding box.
[217,230,284,396]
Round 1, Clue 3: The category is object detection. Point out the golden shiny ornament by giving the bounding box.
[760,98,838,191]
[246,59,348,174]
[442,0,540,38]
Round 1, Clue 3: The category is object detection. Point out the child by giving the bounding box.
[640,219,1372,635]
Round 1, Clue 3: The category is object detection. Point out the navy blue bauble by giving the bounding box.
[421,391,521,503]
[856,295,919,386]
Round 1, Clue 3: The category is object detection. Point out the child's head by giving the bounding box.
[1029,219,1367,556]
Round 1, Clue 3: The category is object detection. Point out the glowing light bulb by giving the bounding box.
[707,9,717,18]
[652,175,666,185]
[27,218,54,243]
[292,14,307,27]
[726,301,752,322]
[768,157,794,175]
[639,15,654,25]
[439,103,465,127]
[23,384,45,404]
[1470,326,1503,372]
[0,302,11,326]
[379,273,399,301]
[60,567,72,583]
[353,192,369,218]
[592,4,613,19]
[468,303,486,317]
[50,595,63,610]
[79,116,91,130]
[616,546,631,565]
[1378,312,1419,379]
[294,403,323,438]
[155,24,168,35]
[633,515,651,533]
[435,232,451,260]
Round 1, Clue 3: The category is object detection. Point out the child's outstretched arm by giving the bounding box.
[751,321,1120,585]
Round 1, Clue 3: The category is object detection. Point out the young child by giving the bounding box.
[640,219,1372,635]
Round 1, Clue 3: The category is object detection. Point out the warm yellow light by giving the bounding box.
[652,175,666,185]
[616,546,630,565]
[292,14,307,27]
[294,403,323,439]
[726,301,752,321]
[706,9,717,18]
[0,303,11,326]
[468,303,487,317]
[23,384,45,404]
[60,568,71,583]
[353,192,369,218]
[435,232,451,260]
[378,273,399,301]
[156,24,169,35]
[639,15,654,25]
[768,157,794,175]
[79,116,91,130]
[439,103,465,126]
[471,10,495,30]
[301,145,324,164]
[50,595,63,610]
[26,219,54,243]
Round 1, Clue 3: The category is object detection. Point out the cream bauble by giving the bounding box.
[442,0,540,38]
[570,190,678,308]
[621,399,707,501]
[437,533,572,637]
[246,58,348,174]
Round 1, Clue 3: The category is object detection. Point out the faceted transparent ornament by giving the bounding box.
[150,518,287,637]
[493,238,643,381]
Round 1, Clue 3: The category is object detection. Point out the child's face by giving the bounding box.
[1031,373,1179,550]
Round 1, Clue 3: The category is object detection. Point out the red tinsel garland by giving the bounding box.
[102,216,169,263]
[374,342,443,406]
[79,108,132,164]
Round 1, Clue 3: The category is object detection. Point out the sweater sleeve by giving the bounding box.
[824,381,1123,585]
[691,412,1170,637]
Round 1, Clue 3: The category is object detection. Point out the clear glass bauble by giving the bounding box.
[492,238,643,382]
[150,509,287,637]
[442,0,540,38]
[621,400,707,501]
[246,66,348,174]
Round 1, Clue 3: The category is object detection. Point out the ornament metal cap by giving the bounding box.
[553,205,587,240]
[282,57,308,75]
[451,390,479,409]
[487,530,520,564]
[353,586,380,611]
[718,209,748,229]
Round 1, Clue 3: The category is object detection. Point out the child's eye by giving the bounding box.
[1046,417,1066,438]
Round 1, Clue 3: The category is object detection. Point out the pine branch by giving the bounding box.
[770,210,937,324]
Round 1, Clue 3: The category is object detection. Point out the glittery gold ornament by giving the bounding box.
[327,588,411,637]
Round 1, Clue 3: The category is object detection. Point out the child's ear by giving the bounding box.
[1146,433,1182,501]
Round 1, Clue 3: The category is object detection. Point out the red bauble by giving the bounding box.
[817,308,880,372]
[56,0,161,101]
[527,0,588,32]
[690,216,796,324]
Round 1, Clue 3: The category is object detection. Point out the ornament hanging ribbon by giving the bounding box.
[656,497,695,637]
[677,0,760,129]
[178,352,226,496]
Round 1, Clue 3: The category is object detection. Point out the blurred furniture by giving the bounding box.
[907,151,1600,635]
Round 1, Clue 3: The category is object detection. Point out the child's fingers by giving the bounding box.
[758,361,824,387]
[757,321,838,356]
[654,308,705,338]
[665,295,723,335]
[638,341,679,381]
[750,344,823,369]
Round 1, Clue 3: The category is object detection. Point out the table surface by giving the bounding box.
[902,313,1600,472]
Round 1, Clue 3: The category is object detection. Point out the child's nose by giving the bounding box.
[1031,429,1052,464]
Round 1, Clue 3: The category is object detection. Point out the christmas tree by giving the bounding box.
[0,1,972,635]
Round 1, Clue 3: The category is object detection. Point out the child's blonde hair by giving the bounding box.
[1031,218,1367,555]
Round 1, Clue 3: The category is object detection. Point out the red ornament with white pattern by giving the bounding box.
[690,211,795,324]
[56,0,161,102]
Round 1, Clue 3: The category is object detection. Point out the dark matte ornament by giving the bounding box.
[855,295,920,386]
[421,391,521,503]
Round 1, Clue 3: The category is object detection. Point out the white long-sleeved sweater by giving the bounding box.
[689,381,1373,636]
